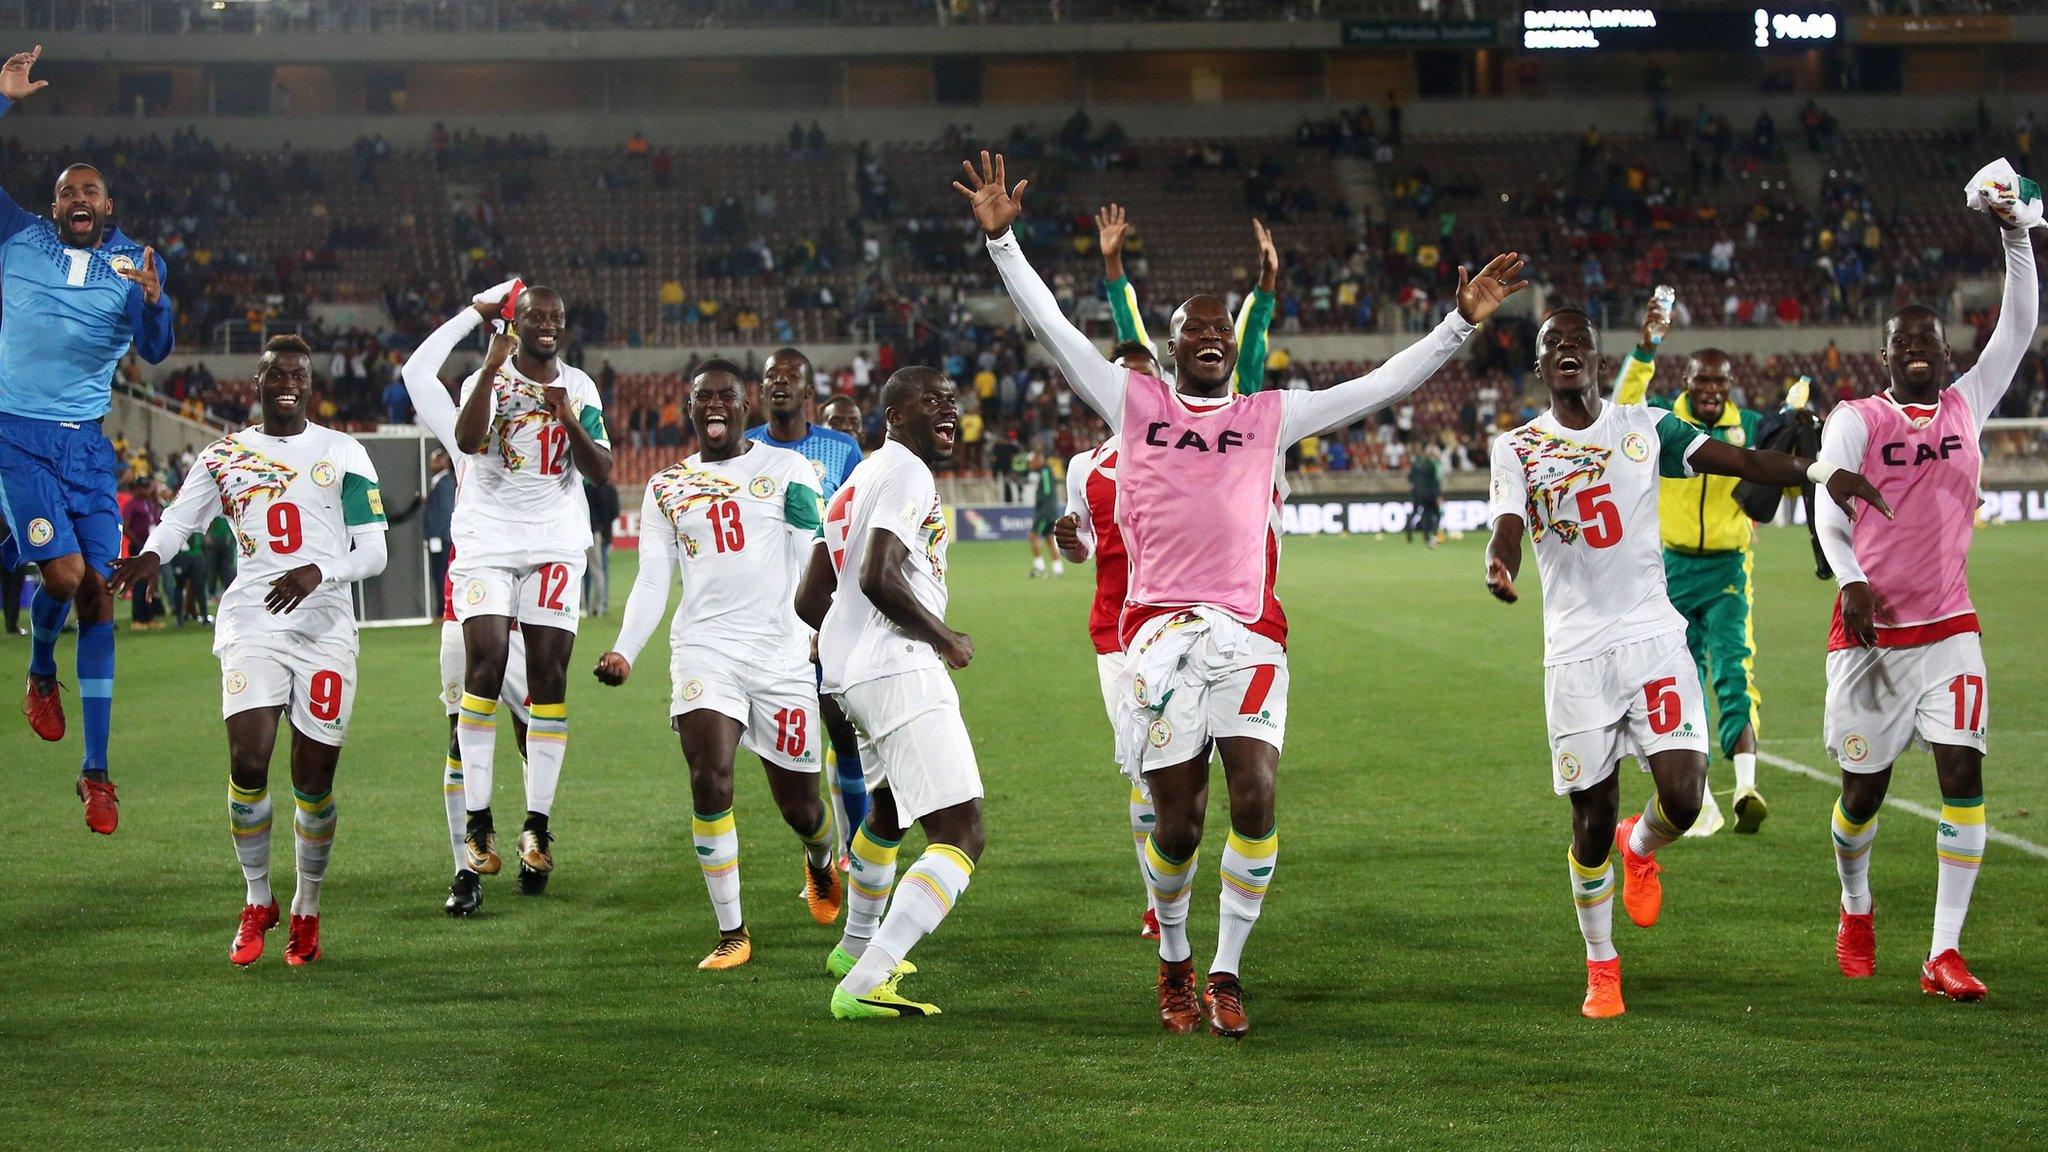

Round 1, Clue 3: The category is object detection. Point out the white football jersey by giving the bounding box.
[453,359,608,563]
[638,443,822,657]
[147,423,386,655]
[818,439,951,693]
[1489,402,1703,666]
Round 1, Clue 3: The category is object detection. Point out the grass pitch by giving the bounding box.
[2,525,2045,1150]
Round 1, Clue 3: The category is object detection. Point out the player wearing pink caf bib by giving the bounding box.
[1484,308,1889,1020]
[1814,198,2037,1003]
[961,150,1526,1038]
[111,336,389,968]
[594,361,840,972]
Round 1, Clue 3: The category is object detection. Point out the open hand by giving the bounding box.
[593,651,631,686]
[0,45,48,102]
[264,564,323,614]
[953,151,1028,240]
[1825,468,1893,521]
[1455,252,1530,325]
[1485,554,1518,604]
[107,551,160,596]
[1095,203,1129,259]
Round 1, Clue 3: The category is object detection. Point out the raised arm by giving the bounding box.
[1953,226,2039,424]
[402,280,519,453]
[123,248,174,363]
[1280,253,1522,440]
[455,332,514,456]
[961,152,1126,427]
[0,48,51,244]
[1609,303,1665,405]
[1233,220,1278,394]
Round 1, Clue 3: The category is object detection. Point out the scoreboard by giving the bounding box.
[1519,7,1840,52]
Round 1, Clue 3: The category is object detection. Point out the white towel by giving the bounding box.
[1110,608,1252,775]
[1964,158,2046,230]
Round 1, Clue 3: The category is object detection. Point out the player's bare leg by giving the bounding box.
[457,615,512,877]
[680,710,754,968]
[1613,749,1705,930]
[832,796,983,1019]
[226,705,287,965]
[1141,751,1214,1036]
[1567,773,1624,1017]
[516,624,575,895]
[282,723,341,965]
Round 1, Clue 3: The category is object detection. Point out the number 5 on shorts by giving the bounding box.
[1643,676,1681,736]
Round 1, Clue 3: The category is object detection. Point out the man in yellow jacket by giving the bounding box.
[1612,310,1767,836]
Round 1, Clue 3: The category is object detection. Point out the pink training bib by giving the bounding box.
[1837,392,1980,641]
[1117,372,1286,626]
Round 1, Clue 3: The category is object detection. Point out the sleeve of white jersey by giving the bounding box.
[1278,312,1476,441]
[863,456,932,553]
[1486,434,1528,528]
[1064,450,1095,559]
[143,457,224,564]
[985,229,1127,430]
[611,487,675,666]
[400,307,481,454]
[1953,226,2039,429]
[1814,405,1870,587]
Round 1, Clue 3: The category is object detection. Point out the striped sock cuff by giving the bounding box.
[1144,835,1198,898]
[444,754,463,792]
[1937,798,1986,869]
[1128,785,1148,806]
[292,788,336,840]
[1940,795,1986,818]
[1220,827,1277,902]
[229,783,271,835]
[799,811,833,848]
[230,781,267,804]
[458,693,498,729]
[691,808,736,838]
[1568,847,1614,906]
[1645,796,1684,840]
[851,825,901,867]
[1832,799,1879,836]
[924,842,976,878]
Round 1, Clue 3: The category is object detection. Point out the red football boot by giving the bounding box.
[1836,910,1875,979]
[1920,949,1986,1002]
[77,774,119,835]
[23,676,63,741]
[1140,909,1161,940]
[230,902,280,967]
[284,914,322,966]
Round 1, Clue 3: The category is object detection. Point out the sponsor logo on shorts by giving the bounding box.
[749,475,776,499]
[311,461,337,487]
[225,671,248,695]
[1842,734,1869,764]
[1557,751,1583,782]
[26,518,53,547]
[109,253,135,274]
[681,678,704,702]
[1726,427,1746,448]
[1621,432,1650,462]
[1244,709,1278,730]
[1148,718,1172,749]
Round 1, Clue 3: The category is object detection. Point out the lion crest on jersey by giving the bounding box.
[199,436,298,556]
[1508,427,1612,545]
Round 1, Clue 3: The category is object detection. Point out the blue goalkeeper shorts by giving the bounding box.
[0,413,122,575]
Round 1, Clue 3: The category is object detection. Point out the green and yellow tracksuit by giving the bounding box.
[1613,347,1763,758]
[1105,276,1274,394]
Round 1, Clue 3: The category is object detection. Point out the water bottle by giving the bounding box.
[1649,284,1676,346]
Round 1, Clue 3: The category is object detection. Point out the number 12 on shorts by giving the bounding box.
[536,563,570,611]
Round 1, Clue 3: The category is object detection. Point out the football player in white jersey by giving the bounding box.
[795,366,982,1021]
[112,336,389,967]
[594,361,841,971]
[406,283,611,903]
[1484,308,1887,1019]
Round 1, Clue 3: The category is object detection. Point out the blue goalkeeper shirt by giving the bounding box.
[746,422,862,502]
[0,95,175,422]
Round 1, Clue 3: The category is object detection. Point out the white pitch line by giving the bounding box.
[1756,750,2048,861]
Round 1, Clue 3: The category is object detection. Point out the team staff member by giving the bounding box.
[1612,306,1767,836]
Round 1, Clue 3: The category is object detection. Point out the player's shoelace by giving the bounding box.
[237,904,271,939]
[1208,980,1244,1018]
[710,936,747,961]
[1161,974,1200,1017]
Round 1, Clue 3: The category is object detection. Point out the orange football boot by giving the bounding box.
[1615,816,1662,928]
[1582,957,1625,1018]
[803,858,844,925]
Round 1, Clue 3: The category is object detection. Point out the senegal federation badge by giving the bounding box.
[1621,432,1650,462]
